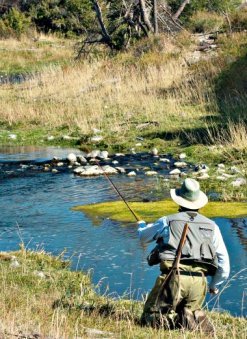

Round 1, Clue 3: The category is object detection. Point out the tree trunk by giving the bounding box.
[139,0,154,32]
[173,0,190,21]
[153,0,158,34]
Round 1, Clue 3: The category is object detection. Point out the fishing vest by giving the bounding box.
[159,212,218,275]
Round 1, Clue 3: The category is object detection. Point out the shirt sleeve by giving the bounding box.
[138,217,169,244]
[209,224,230,290]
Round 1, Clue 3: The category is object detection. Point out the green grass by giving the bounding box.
[73,200,247,223]
[0,249,246,338]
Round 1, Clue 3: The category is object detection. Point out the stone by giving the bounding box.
[231,178,246,187]
[8,133,17,140]
[10,259,20,268]
[216,176,227,181]
[91,135,103,142]
[73,167,85,174]
[115,153,125,157]
[77,155,87,164]
[20,164,29,169]
[87,150,101,158]
[222,173,235,179]
[160,158,170,163]
[116,167,126,174]
[230,166,242,175]
[43,166,50,172]
[174,161,187,168]
[80,165,103,176]
[179,153,186,159]
[145,171,158,176]
[169,169,181,175]
[135,143,142,147]
[47,136,54,141]
[62,135,73,140]
[102,165,118,175]
[35,271,46,279]
[197,173,210,180]
[127,171,136,177]
[67,153,77,163]
[218,163,225,169]
[112,160,119,165]
[99,151,109,159]
[57,162,64,167]
[151,148,158,156]
[52,169,58,173]
[180,172,187,177]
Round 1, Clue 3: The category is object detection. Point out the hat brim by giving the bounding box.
[170,188,208,210]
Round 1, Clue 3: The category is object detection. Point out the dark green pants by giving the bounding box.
[141,271,207,327]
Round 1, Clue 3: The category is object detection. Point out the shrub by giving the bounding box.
[0,8,31,38]
[230,9,247,31]
[189,11,225,33]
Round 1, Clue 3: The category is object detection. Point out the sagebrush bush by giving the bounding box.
[0,8,31,38]
[189,11,225,33]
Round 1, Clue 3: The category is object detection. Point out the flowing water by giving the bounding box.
[0,146,246,317]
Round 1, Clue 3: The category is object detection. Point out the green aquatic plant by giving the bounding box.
[73,199,247,223]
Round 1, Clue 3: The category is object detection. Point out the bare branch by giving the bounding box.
[173,0,190,21]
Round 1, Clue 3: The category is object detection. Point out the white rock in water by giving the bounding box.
[91,135,103,143]
[169,169,181,175]
[151,148,158,156]
[47,136,54,141]
[174,161,187,168]
[218,163,225,169]
[73,166,85,174]
[160,158,170,163]
[8,133,17,140]
[67,153,77,163]
[112,160,119,165]
[179,153,186,159]
[44,166,50,172]
[80,165,103,176]
[57,162,64,167]
[77,155,87,164]
[231,178,246,187]
[116,167,126,174]
[145,171,158,176]
[87,150,100,158]
[102,165,118,174]
[99,151,109,159]
[115,153,125,157]
[197,173,210,180]
[127,171,136,177]
[52,169,59,173]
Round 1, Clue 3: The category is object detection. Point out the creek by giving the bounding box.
[0,146,246,317]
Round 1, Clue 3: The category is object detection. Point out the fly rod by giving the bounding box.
[96,161,140,222]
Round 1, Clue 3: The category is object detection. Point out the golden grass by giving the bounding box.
[0,35,219,135]
[73,199,247,223]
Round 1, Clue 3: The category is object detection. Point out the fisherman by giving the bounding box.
[137,178,230,333]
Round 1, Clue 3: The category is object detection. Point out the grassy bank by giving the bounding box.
[0,249,246,338]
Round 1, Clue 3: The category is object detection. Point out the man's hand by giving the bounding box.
[209,288,219,295]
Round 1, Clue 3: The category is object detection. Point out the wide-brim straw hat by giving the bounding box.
[170,178,208,210]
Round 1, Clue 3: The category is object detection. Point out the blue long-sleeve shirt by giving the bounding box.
[138,217,230,290]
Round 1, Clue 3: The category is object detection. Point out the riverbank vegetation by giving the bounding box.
[0,1,246,200]
[0,249,246,338]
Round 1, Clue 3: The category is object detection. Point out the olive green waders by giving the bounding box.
[141,262,208,329]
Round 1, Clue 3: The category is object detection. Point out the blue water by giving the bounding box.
[0,147,246,317]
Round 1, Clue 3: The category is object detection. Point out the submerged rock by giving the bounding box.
[145,171,158,176]
[179,153,186,159]
[127,171,136,177]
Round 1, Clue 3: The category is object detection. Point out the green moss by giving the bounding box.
[73,199,247,223]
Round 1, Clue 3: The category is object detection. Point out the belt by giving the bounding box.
[162,270,204,277]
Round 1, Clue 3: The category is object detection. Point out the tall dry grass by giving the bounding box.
[0,45,219,135]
